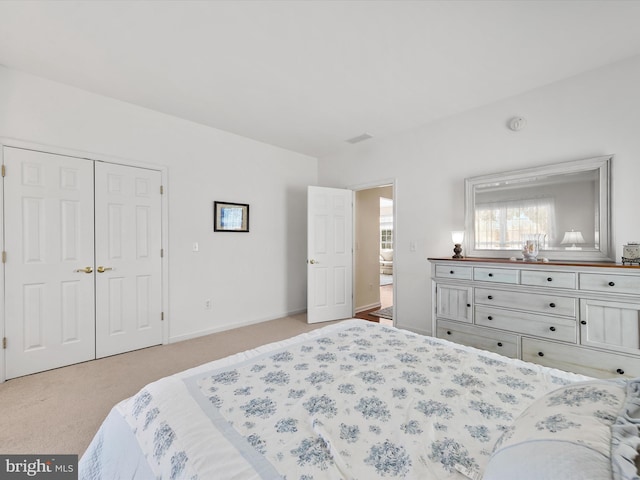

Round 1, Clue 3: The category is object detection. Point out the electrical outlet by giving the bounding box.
[204,299,212,309]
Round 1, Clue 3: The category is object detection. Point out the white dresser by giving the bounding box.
[429,257,640,378]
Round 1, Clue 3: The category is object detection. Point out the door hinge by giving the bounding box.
[2,251,6,263]
[160,185,164,194]
[1,165,5,177]
[2,337,6,349]
[160,248,164,258]
[161,312,164,321]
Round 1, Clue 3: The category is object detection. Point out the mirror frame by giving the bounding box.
[464,155,613,262]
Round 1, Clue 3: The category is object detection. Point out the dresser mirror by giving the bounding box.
[464,155,613,262]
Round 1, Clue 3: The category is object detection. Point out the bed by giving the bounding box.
[79,319,640,479]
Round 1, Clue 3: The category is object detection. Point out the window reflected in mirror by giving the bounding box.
[474,170,597,251]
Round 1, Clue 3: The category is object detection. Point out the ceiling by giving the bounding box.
[2,1,640,158]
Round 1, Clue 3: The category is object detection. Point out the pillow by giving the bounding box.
[482,378,640,480]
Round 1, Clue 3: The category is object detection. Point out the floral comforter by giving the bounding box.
[80,320,588,479]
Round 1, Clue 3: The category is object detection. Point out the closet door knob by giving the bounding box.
[547,277,553,282]
[74,266,93,274]
[97,266,113,273]
[580,320,587,325]
[549,303,556,308]
[608,281,616,287]
[487,295,493,300]
[549,326,556,332]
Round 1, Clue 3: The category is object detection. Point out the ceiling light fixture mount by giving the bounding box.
[508,116,527,131]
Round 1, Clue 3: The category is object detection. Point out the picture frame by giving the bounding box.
[213,201,250,232]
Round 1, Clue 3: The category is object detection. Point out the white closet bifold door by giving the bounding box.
[4,147,96,379]
[94,162,162,358]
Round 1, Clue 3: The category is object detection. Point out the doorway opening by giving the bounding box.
[353,185,394,325]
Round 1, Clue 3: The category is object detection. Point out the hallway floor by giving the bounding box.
[354,284,393,324]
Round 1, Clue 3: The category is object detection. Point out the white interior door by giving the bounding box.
[307,186,353,323]
[94,162,162,358]
[4,147,95,379]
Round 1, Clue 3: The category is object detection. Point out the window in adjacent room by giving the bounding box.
[380,197,393,250]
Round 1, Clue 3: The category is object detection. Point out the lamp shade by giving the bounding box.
[451,231,464,244]
[561,230,585,245]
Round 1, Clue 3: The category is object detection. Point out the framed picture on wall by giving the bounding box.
[214,201,250,232]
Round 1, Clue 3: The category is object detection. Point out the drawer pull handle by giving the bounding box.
[450,270,455,274]
[549,303,556,308]
[487,316,493,320]
[497,342,503,347]
[446,330,452,335]
[581,320,587,325]
[488,273,494,277]
[617,368,625,375]
[488,295,493,300]
[609,281,616,287]
[538,352,544,357]
[547,277,553,282]
[549,326,556,332]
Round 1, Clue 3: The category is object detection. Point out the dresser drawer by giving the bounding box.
[475,288,577,317]
[473,267,519,284]
[437,320,518,358]
[522,337,640,379]
[579,273,640,295]
[435,265,473,280]
[475,306,577,343]
[520,270,576,289]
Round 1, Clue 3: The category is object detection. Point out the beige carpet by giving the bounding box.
[0,313,338,457]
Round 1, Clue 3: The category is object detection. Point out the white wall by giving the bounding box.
[0,66,317,342]
[318,55,640,335]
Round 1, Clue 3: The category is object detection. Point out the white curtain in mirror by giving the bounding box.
[474,197,556,250]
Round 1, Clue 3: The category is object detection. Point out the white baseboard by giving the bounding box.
[397,324,432,337]
[354,302,381,313]
[169,308,308,344]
